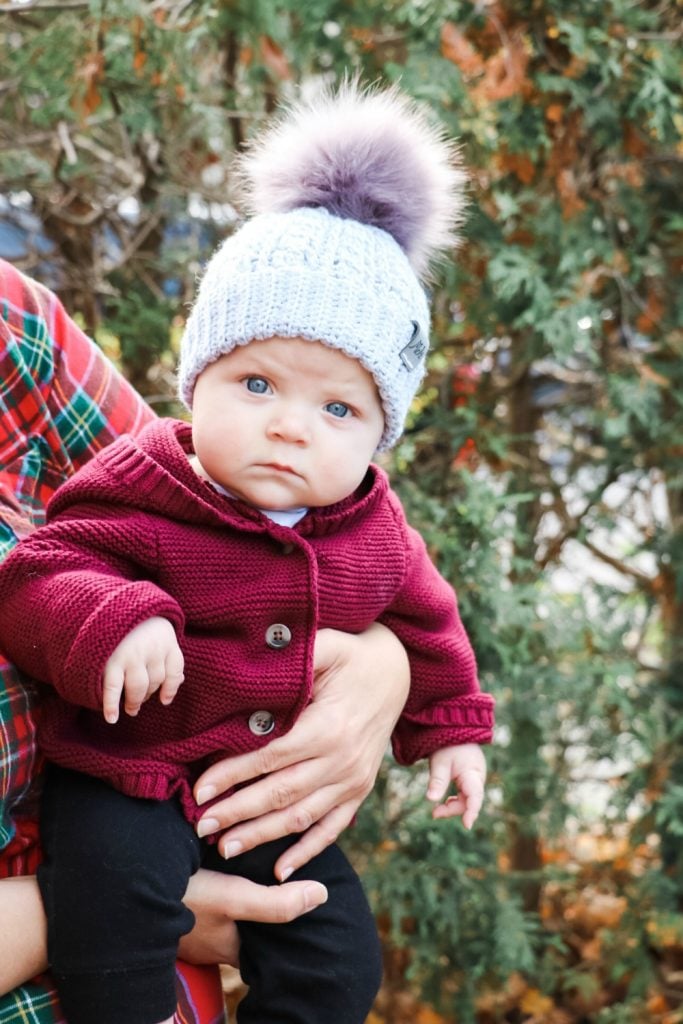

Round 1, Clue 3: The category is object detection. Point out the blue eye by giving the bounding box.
[246,377,269,394]
[325,401,350,419]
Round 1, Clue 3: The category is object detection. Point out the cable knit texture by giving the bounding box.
[0,419,494,823]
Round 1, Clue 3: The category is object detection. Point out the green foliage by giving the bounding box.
[1,0,680,1018]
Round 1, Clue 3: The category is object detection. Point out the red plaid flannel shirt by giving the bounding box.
[0,260,225,1024]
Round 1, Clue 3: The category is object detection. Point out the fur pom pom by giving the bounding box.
[237,79,467,279]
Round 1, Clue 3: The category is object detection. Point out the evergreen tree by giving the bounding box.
[1,1,680,1018]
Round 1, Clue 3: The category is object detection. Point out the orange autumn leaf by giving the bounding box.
[565,890,627,931]
[472,32,531,103]
[72,48,104,120]
[604,160,645,188]
[520,988,555,1016]
[440,22,485,76]
[497,149,536,184]
[451,438,478,471]
[557,168,586,219]
[259,35,292,80]
[564,54,587,78]
[546,102,565,123]
[623,120,650,157]
[507,228,536,245]
[580,936,603,961]
[635,289,664,334]
[498,850,511,871]
[350,26,376,52]
[541,845,570,865]
[547,108,583,170]
[416,1007,448,1024]
[646,993,670,1014]
[133,49,147,74]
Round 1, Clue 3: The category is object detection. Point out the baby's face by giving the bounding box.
[191,336,385,511]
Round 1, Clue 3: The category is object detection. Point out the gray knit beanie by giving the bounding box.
[178,80,466,450]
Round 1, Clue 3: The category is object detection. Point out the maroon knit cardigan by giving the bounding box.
[0,419,494,822]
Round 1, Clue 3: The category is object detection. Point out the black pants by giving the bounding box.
[38,766,382,1024]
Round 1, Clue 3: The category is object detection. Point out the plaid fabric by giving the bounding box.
[0,261,225,1024]
[0,964,226,1024]
[0,258,155,870]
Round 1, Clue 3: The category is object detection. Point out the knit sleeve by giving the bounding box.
[0,502,185,712]
[381,521,495,765]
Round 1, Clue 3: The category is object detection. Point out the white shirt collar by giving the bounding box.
[205,475,308,527]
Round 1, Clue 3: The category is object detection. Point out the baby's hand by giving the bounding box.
[102,617,184,724]
[426,743,487,830]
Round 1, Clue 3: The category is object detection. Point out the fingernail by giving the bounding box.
[195,786,216,806]
[196,817,219,838]
[280,866,293,882]
[304,884,328,910]
[222,840,243,859]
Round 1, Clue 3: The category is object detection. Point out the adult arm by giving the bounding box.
[0,876,48,993]
[194,623,411,880]
[0,869,328,995]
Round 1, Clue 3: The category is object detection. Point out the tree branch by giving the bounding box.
[582,538,655,590]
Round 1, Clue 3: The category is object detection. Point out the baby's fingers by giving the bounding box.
[159,645,185,706]
[432,794,467,821]
[122,664,153,718]
[102,664,124,724]
[426,773,449,803]
[427,749,452,803]
[461,784,484,831]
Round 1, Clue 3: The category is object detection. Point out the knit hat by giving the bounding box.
[178,79,466,450]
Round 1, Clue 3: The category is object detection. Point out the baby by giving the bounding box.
[0,81,495,1024]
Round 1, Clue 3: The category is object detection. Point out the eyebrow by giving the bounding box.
[231,346,378,402]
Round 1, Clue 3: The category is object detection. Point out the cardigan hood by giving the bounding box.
[49,418,389,539]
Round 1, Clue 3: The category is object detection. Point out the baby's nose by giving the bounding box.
[266,410,311,444]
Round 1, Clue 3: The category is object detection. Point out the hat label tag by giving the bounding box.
[399,321,427,371]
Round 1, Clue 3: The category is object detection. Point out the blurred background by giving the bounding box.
[1,1,681,1020]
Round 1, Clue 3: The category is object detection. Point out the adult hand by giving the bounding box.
[193,623,409,881]
[0,868,327,994]
[178,868,328,967]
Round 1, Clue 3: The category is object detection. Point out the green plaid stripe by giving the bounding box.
[0,261,154,552]
[52,385,109,460]
[0,980,64,1024]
